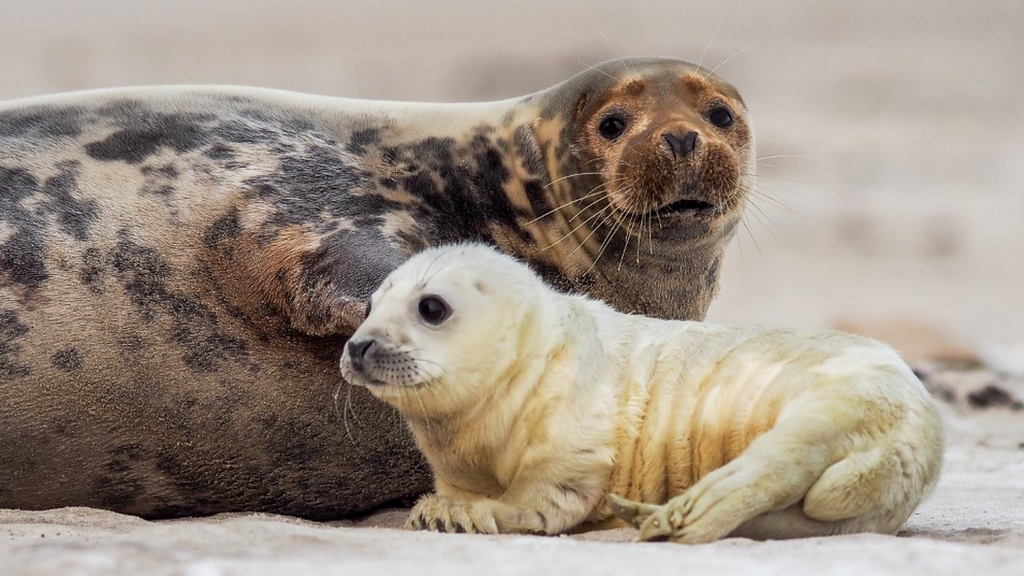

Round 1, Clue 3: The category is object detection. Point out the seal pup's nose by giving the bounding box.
[347,338,376,372]
[663,131,699,159]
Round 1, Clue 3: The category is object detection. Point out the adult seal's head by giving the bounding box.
[497,57,753,320]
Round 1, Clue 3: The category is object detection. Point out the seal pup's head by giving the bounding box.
[339,243,555,417]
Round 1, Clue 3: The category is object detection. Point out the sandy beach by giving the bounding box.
[2,1,1022,574]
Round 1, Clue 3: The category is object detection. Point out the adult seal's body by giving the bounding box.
[0,58,753,518]
[341,245,943,542]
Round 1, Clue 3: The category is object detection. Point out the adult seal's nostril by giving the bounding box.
[664,131,699,159]
[347,339,375,371]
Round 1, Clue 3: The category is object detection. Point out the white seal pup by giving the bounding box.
[340,244,944,543]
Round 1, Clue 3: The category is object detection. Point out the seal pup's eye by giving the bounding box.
[598,115,628,140]
[418,295,451,325]
[707,106,735,129]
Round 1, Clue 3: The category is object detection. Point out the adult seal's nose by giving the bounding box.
[347,338,376,372]
[664,131,699,159]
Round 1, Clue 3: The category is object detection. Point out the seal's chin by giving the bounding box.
[340,364,386,389]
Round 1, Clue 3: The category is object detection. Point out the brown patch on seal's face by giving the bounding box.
[572,71,751,233]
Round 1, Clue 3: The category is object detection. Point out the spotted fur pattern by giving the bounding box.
[0,58,752,518]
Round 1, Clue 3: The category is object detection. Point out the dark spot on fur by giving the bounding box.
[173,327,249,372]
[0,308,32,378]
[211,119,283,146]
[0,228,48,290]
[141,164,180,179]
[51,347,83,371]
[523,180,550,218]
[93,472,146,509]
[110,234,173,321]
[0,164,96,290]
[384,130,527,244]
[204,209,242,247]
[204,144,236,160]
[514,125,546,177]
[85,112,211,164]
[142,184,175,196]
[245,141,406,232]
[403,171,438,197]
[348,128,381,155]
[0,168,48,289]
[394,227,430,253]
[111,232,249,371]
[42,163,98,241]
[0,166,39,204]
[0,106,83,139]
[80,247,105,294]
[259,414,329,466]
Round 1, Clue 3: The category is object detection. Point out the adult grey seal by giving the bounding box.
[340,244,943,541]
[0,57,753,518]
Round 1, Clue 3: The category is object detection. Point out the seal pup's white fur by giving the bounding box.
[340,244,943,543]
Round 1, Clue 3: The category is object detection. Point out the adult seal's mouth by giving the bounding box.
[645,198,721,219]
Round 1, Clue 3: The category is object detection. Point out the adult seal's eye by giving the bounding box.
[598,115,627,140]
[418,295,451,325]
[707,106,735,129]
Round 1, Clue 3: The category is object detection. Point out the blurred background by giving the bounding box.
[4,0,1022,365]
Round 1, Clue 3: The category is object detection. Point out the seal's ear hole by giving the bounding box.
[364,298,372,320]
[474,280,490,295]
[573,93,590,122]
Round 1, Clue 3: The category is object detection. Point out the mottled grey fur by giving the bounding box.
[0,58,751,518]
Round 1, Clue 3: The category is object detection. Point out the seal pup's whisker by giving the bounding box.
[408,354,451,380]
[342,382,364,444]
[331,381,343,419]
